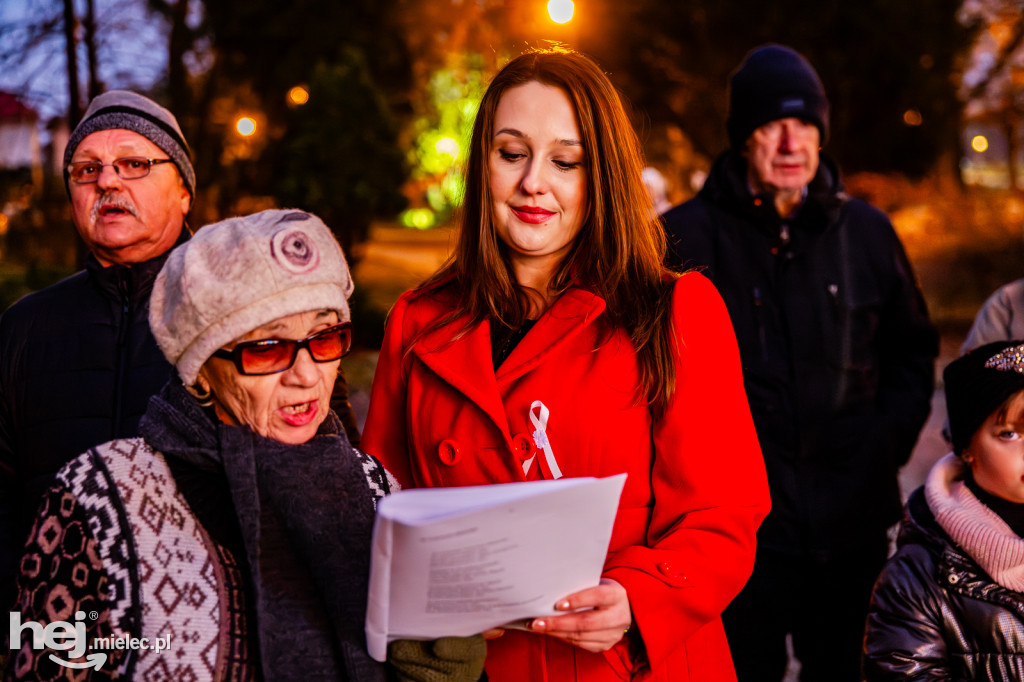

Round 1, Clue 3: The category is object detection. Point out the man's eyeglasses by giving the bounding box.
[212,322,353,376]
[67,157,174,184]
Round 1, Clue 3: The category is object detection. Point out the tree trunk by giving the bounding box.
[62,0,82,126]
[1004,110,1021,193]
[84,0,103,100]
[167,0,191,124]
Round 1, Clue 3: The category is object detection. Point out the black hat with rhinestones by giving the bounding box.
[944,339,1024,455]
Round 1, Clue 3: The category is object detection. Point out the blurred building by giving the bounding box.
[0,92,42,187]
[0,93,44,249]
[958,8,1024,190]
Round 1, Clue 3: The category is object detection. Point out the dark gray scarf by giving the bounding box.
[139,380,384,682]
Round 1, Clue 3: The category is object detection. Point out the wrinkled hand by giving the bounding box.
[387,636,486,682]
[528,578,632,652]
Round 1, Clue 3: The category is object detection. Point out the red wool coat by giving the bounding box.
[363,272,769,681]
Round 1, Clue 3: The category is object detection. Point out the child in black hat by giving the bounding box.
[863,340,1024,680]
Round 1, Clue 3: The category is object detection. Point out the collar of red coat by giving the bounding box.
[408,286,609,433]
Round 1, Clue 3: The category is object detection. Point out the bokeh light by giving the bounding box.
[288,86,310,106]
[400,208,436,230]
[236,117,257,136]
[435,137,460,159]
[971,135,989,153]
[903,109,923,126]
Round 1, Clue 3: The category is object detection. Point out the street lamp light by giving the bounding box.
[548,0,574,24]
[236,117,257,137]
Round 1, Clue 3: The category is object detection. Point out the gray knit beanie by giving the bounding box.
[63,90,195,198]
[727,44,830,150]
[150,209,354,385]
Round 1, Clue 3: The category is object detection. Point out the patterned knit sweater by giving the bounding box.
[4,437,392,681]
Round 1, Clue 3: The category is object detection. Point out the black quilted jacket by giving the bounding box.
[863,487,1024,680]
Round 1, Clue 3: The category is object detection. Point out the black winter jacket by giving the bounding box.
[863,487,1024,680]
[663,151,938,555]
[0,234,183,606]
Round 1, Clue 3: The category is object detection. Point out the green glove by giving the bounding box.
[387,635,487,682]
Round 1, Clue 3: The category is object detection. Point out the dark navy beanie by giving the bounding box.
[726,44,830,150]
[944,340,1024,455]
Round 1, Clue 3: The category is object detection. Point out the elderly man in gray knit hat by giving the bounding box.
[662,45,938,681]
[0,90,197,611]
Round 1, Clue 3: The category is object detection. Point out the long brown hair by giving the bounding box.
[419,47,679,416]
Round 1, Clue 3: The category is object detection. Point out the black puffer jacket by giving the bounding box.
[863,487,1024,680]
[0,236,184,606]
[663,151,937,555]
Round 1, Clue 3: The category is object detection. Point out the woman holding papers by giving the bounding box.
[363,48,770,681]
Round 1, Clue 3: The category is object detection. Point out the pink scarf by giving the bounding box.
[925,452,1024,592]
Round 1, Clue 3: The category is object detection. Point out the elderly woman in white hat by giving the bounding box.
[5,209,483,682]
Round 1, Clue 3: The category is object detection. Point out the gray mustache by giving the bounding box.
[90,193,140,223]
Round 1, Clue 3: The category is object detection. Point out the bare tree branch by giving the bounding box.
[967,16,1024,101]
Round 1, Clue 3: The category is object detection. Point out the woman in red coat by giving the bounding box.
[362,48,769,681]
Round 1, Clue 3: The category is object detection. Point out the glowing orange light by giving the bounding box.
[288,86,309,106]
[903,109,923,126]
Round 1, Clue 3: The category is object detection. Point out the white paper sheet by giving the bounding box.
[364,473,627,661]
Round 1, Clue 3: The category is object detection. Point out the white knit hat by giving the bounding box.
[150,209,354,385]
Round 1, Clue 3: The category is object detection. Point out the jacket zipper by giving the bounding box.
[113,268,131,439]
[753,286,768,361]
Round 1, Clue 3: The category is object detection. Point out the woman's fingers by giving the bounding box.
[529,579,632,652]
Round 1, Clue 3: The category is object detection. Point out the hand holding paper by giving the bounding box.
[365,474,627,661]
[528,578,632,652]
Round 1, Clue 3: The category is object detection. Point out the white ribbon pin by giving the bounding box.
[521,400,562,479]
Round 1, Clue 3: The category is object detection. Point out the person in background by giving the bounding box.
[864,340,1024,680]
[0,91,194,617]
[642,166,673,216]
[362,47,770,681]
[0,92,359,617]
[661,44,938,681]
[4,209,484,682]
[961,278,1024,353]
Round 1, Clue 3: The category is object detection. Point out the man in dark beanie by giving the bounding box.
[662,45,938,681]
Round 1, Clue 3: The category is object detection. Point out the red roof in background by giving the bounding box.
[0,92,38,121]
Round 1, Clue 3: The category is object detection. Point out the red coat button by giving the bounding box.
[511,433,537,462]
[438,440,461,466]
